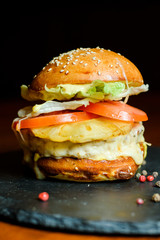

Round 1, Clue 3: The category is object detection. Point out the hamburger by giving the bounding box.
[12,47,149,182]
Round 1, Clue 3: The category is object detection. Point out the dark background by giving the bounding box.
[1,2,160,100]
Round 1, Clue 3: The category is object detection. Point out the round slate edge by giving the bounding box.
[0,206,160,235]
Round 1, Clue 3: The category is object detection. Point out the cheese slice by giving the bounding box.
[31,117,133,143]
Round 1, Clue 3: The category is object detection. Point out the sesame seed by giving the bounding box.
[33,74,37,78]
[65,70,69,74]
[109,64,113,68]
[47,68,52,72]
[49,60,54,64]
[55,60,60,66]
[126,62,129,64]
[42,67,46,70]
[116,70,119,73]
[97,71,101,76]
[92,57,96,60]
[94,63,98,67]
[72,62,76,65]
[80,61,83,64]
[108,49,111,51]
[83,48,90,51]
[97,59,101,64]
[63,65,66,68]
[75,59,78,62]
[84,63,87,66]
[60,69,64,73]
[75,56,79,58]
[117,53,121,55]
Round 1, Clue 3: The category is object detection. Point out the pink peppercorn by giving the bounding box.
[38,192,49,201]
[139,175,146,182]
[136,198,144,205]
[147,175,154,182]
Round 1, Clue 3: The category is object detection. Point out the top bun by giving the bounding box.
[30,47,143,91]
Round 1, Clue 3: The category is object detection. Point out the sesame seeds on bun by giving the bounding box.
[30,47,143,92]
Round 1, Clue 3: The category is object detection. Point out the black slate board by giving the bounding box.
[1,147,160,235]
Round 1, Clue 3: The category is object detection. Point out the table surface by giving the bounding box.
[0,92,160,240]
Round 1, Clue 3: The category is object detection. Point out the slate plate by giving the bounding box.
[0,147,160,235]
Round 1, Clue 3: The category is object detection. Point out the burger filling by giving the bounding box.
[20,122,145,164]
[13,81,148,180]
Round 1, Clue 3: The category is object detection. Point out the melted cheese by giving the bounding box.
[31,117,133,143]
[21,123,146,166]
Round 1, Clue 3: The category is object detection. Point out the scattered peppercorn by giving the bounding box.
[155,181,160,187]
[147,175,154,182]
[142,160,146,165]
[152,193,160,202]
[153,172,158,178]
[136,198,144,205]
[38,192,49,201]
[136,173,141,179]
[142,170,147,176]
[139,175,146,182]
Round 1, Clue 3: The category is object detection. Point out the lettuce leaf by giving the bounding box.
[87,80,125,99]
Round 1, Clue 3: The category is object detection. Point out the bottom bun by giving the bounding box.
[36,156,138,182]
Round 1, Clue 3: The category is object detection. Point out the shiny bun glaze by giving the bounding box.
[37,156,139,182]
[30,47,143,92]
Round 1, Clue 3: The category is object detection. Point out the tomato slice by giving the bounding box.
[14,111,99,130]
[78,101,148,122]
[13,101,148,131]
